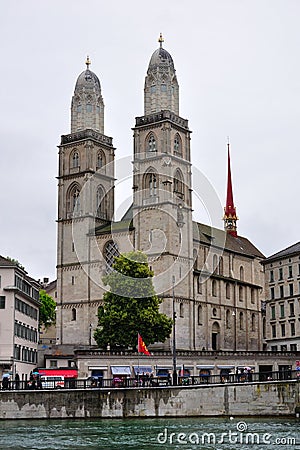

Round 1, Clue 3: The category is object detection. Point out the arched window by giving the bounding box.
[197,276,202,294]
[198,305,203,325]
[226,283,230,299]
[212,280,217,297]
[96,185,106,219]
[71,308,76,321]
[174,169,184,198]
[144,171,158,197]
[67,184,81,215]
[251,288,255,304]
[180,303,184,318]
[251,313,256,332]
[97,151,105,168]
[219,257,223,275]
[103,240,119,271]
[239,312,244,330]
[72,151,79,168]
[226,309,231,329]
[240,266,244,281]
[174,134,182,156]
[239,286,243,301]
[147,134,156,153]
[213,254,218,273]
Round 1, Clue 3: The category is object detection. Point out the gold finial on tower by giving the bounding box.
[85,55,91,69]
[158,33,164,48]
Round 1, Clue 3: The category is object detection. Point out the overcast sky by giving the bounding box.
[0,0,299,281]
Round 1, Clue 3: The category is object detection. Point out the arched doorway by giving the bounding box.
[212,321,220,350]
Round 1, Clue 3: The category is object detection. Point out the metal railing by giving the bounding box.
[1,370,299,391]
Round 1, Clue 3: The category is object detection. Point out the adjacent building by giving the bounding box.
[55,35,265,355]
[262,242,300,352]
[0,256,40,380]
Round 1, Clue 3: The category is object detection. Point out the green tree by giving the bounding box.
[39,290,56,329]
[94,251,173,350]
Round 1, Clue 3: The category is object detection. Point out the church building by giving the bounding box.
[55,35,265,354]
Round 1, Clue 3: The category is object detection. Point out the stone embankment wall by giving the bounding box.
[0,381,299,420]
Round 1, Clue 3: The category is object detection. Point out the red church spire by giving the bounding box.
[223,140,238,237]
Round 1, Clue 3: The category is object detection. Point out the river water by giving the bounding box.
[0,417,298,449]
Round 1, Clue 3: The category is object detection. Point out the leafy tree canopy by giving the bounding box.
[94,251,173,350]
[39,290,56,330]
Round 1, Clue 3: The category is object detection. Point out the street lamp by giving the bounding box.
[172,275,177,386]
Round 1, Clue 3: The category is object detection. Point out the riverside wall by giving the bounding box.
[0,380,299,420]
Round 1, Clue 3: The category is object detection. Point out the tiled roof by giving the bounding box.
[193,222,265,259]
[262,241,300,264]
[0,255,18,267]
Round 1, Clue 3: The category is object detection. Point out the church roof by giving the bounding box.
[262,241,300,264]
[194,222,265,259]
[148,46,175,71]
[75,68,101,92]
[94,219,133,236]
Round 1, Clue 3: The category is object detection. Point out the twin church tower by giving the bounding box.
[56,35,264,353]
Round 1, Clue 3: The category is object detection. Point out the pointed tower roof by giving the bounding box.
[223,141,238,237]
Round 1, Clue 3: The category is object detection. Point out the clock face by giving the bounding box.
[227,220,233,229]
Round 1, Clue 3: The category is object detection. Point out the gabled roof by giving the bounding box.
[193,222,265,259]
[262,241,300,264]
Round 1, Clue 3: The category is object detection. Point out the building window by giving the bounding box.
[280,285,284,298]
[226,283,230,299]
[289,284,294,296]
[179,303,184,318]
[280,304,285,318]
[270,287,275,300]
[239,312,244,330]
[251,288,255,304]
[96,185,107,218]
[272,325,276,338]
[97,151,105,168]
[281,323,286,337]
[279,267,283,280]
[0,275,1,287]
[148,173,157,197]
[288,265,293,278]
[251,313,256,332]
[197,305,203,325]
[174,134,182,156]
[212,280,217,297]
[173,169,184,198]
[289,302,295,317]
[271,345,278,352]
[147,134,156,153]
[239,286,243,301]
[71,276,75,285]
[197,276,202,294]
[271,305,276,320]
[290,344,297,351]
[298,264,300,276]
[281,345,287,351]
[270,270,274,282]
[226,309,231,329]
[72,151,79,168]
[240,266,244,281]
[103,240,120,271]
[0,296,5,309]
[50,360,58,368]
[290,322,296,336]
[71,308,76,321]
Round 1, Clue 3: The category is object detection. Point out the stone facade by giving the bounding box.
[55,37,265,355]
[262,242,300,352]
[0,256,40,380]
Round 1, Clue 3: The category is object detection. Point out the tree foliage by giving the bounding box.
[94,251,173,350]
[39,290,56,329]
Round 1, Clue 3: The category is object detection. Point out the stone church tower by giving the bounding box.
[56,58,115,346]
[132,34,195,349]
[55,37,265,354]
